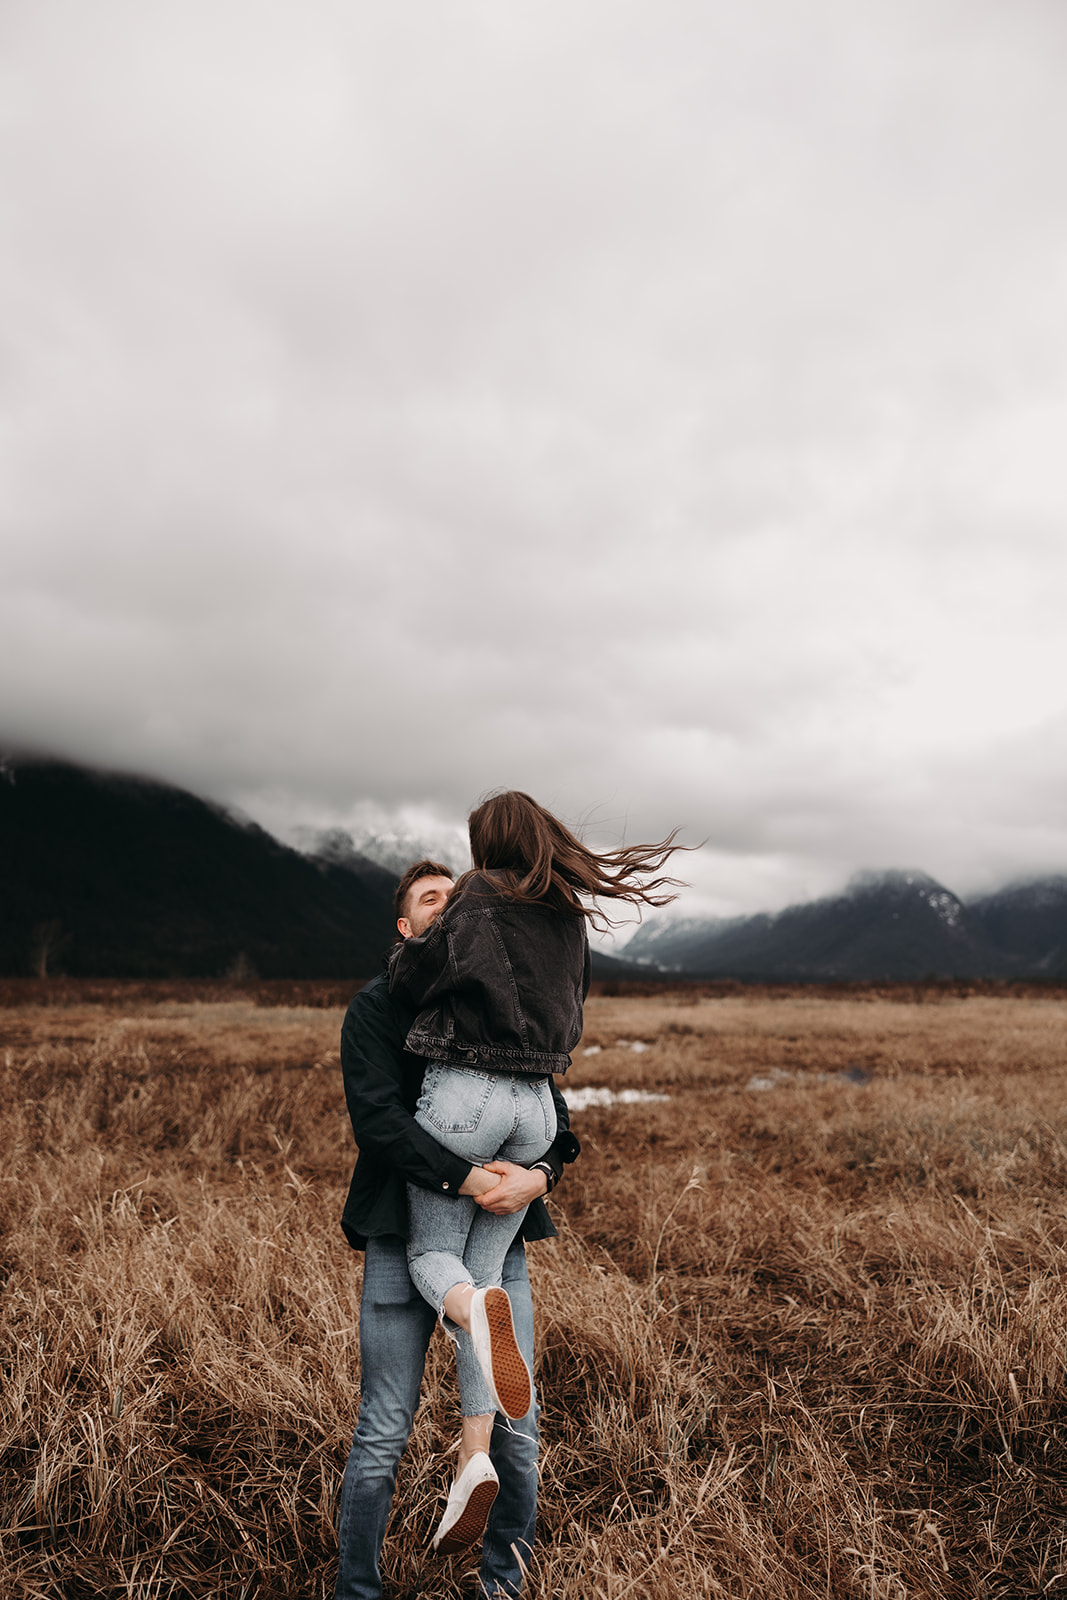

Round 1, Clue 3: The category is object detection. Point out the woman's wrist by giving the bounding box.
[459,1165,502,1197]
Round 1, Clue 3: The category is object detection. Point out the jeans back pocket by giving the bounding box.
[418,1063,496,1136]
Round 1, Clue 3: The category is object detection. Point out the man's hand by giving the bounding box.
[459,1165,503,1198]
[473,1160,549,1215]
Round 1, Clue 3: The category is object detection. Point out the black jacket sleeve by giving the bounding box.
[387,906,454,1008]
[340,981,471,1196]
[542,1076,582,1182]
[546,926,585,1177]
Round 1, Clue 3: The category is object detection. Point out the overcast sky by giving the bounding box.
[3,0,1066,927]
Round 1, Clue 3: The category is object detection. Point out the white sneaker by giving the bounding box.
[468,1286,533,1420]
[431,1451,499,1555]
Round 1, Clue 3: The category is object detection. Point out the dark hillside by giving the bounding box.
[625,871,1014,980]
[970,877,1067,976]
[0,757,397,977]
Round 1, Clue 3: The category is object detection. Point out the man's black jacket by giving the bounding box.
[340,972,581,1250]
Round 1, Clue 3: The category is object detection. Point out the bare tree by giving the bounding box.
[30,920,67,979]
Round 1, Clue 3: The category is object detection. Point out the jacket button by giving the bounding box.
[442,1182,450,1190]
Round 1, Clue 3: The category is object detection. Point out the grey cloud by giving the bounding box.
[2,0,1067,919]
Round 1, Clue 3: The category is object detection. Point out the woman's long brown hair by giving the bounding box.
[462,790,690,925]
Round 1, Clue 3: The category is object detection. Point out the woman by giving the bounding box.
[389,790,687,1552]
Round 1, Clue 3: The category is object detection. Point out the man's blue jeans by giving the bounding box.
[334,1233,539,1600]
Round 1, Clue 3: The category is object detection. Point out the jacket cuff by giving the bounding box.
[544,1129,581,1180]
[385,1137,471,1197]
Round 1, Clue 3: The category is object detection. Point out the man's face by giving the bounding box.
[397,875,454,940]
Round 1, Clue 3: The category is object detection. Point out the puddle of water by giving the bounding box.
[746,1066,873,1092]
[582,1040,653,1056]
[564,1086,671,1112]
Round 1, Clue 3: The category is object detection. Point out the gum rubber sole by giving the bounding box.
[484,1286,532,1419]
[433,1477,499,1555]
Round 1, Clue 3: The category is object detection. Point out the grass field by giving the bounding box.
[3,980,1067,1599]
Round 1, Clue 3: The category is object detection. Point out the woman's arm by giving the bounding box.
[388,871,506,1010]
[387,900,456,1007]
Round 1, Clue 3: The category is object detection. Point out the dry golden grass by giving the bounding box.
[3,983,1067,1598]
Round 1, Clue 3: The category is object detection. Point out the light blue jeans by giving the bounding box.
[334,1234,539,1600]
[407,1063,557,1417]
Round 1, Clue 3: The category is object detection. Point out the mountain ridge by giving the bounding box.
[624,868,1067,980]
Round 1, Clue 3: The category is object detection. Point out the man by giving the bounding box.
[334,859,581,1600]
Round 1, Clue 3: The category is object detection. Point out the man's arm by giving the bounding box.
[546,1075,581,1174]
[341,981,487,1197]
[475,1075,582,1214]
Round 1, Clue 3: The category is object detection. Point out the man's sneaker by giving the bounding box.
[468,1286,532,1420]
[431,1452,499,1555]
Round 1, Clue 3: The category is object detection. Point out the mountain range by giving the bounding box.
[623,869,1067,980]
[4,752,1064,982]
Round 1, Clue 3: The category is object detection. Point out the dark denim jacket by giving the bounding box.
[388,870,591,1075]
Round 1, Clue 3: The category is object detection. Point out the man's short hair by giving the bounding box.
[394,859,455,922]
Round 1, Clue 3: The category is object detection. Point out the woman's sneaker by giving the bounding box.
[431,1452,499,1554]
[469,1286,533,1419]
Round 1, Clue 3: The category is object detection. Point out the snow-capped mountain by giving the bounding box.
[292,824,469,879]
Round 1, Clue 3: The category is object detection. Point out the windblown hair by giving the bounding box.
[462,791,689,926]
[394,859,455,923]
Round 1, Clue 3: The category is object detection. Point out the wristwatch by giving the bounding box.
[529,1160,558,1193]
